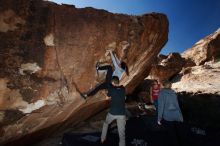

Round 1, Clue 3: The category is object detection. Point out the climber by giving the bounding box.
[81,50,129,98]
[100,76,126,146]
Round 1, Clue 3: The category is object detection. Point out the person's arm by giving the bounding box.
[110,51,120,69]
[114,53,121,65]
[157,91,164,124]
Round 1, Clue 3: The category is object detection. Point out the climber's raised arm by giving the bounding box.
[109,50,121,69]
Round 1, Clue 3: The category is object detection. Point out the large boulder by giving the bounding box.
[182,28,220,65]
[0,0,168,145]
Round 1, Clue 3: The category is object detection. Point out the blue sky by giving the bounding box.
[50,0,220,54]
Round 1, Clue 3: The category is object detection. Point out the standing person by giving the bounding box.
[101,76,126,146]
[150,80,160,112]
[157,80,183,146]
[82,50,129,98]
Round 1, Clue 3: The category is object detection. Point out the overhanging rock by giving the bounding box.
[0,0,168,145]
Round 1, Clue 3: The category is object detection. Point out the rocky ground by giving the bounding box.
[33,101,148,146]
[33,96,220,146]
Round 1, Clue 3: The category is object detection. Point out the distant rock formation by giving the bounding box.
[148,53,187,81]
[0,0,168,145]
[172,61,220,95]
[172,61,220,129]
[173,28,220,95]
[182,28,220,65]
[148,28,220,84]
[149,28,220,130]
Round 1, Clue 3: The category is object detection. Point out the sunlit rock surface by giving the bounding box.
[0,0,168,145]
[173,28,220,95]
[175,62,220,128]
[148,53,187,81]
[182,28,220,65]
[148,28,220,88]
[172,62,220,95]
[172,29,220,129]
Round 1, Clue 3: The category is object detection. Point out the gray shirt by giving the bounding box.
[158,88,183,122]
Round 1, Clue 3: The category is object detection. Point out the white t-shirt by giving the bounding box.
[110,51,125,80]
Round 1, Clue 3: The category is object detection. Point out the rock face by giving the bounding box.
[173,28,220,95]
[172,29,220,130]
[0,0,168,145]
[182,28,220,65]
[148,28,220,82]
[172,61,220,95]
[172,62,220,129]
[148,53,187,81]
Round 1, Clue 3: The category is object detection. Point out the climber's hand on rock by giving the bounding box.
[106,49,113,53]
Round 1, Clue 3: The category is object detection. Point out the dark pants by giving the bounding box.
[87,65,113,96]
[162,120,184,146]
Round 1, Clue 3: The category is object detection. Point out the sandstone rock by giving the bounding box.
[173,62,220,129]
[173,28,220,95]
[171,29,220,130]
[172,61,220,95]
[157,54,167,62]
[0,0,168,145]
[148,52,186,81]
[182,28,220,65]
[131,79,154,103]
